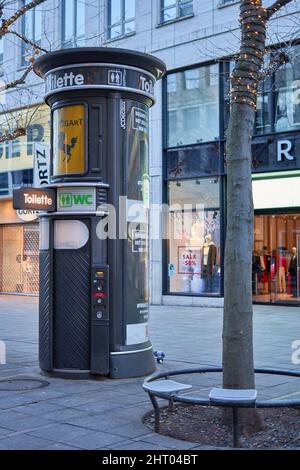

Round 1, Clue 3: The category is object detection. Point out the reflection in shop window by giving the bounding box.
[0,224,39,295]
[255,75,271,135]
[0,173,9,196]
[275,45,300,132]
[184,68,200,90]
[253,214,300,304]
[167,178,221,295]
[167,64,219,147]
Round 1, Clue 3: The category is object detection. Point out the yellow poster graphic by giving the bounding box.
[53,104,85,175]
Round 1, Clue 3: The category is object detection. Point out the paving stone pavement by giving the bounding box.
[0,295,300,449]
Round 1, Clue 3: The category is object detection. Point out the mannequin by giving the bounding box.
[288,247,298,298]
[278,247,287,294]
[201,234,217,292]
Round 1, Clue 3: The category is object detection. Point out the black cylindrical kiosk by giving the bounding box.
[34,48,166,379]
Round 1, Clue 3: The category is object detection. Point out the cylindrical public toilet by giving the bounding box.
[33,48,166,378]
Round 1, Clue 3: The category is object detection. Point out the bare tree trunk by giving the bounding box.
[223,102,255,391]
[222,0,293,434]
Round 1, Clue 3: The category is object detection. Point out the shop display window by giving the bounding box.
[166,178,221,295]
[253,214,300,304]
[0,224,39,294]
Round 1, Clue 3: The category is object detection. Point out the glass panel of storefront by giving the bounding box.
[0,104,50,174]
[274,45,300,133]
[167,64,219,147]
[253,214,300,304]
[166,178,221,295]
[0,224,39,294]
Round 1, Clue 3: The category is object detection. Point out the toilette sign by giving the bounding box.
[13,187,56,211]
[44,65,155,101]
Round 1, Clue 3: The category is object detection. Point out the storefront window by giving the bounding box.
[11,170,33,188]
[0,105,50,174]
[274,45,300,132]
[255,75,271,135]
[167,64,219,147]
[167,178,221,295]
[0,224,39,294]
[253,214,300,304]
[0,173,9,196]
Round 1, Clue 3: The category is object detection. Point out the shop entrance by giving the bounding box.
[0,224,39,295]
[253,213,300,305]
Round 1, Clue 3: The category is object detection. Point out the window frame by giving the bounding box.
[61,0,86,47]
[165,61,221,148]
[0,37,4,65]
[217,0,240,7]
[107,0,135,41]
[20,0,43,67]
[164,176,222,297]
[160,0,193,25]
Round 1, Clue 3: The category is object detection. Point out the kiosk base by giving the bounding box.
[39,346,156,380]
[109,346,156,379]
[40,369,94,380]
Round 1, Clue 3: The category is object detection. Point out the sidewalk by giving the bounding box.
[0,295,300,450]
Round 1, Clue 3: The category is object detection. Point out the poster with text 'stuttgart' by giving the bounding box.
[53,104,85,176]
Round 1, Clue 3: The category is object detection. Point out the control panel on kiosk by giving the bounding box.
[91,265,109,375]
[92,266,109,321]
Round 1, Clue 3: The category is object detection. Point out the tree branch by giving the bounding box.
[0,0,47,37]
[1,65,33,91]
[7,29,48,53]
[0,128,26,142]
[266,0,293,19]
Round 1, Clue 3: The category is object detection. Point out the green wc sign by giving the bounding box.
[57,187,96,212]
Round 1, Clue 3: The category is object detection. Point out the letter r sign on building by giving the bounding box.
[277,140,295,162]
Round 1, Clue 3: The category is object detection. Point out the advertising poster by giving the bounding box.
[178,247,201,275]
[53,104,85,175]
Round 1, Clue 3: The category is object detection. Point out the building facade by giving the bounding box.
[1,0,300,306]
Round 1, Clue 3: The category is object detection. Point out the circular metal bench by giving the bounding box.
[143,366,300,447]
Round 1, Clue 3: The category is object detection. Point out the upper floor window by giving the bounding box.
[0,172,9,197]
[218,0,238,5]
[0,38,3,65]
[62,0,86,46]
[21,1,42,65]
[161,0,193,23]
[108,0,135,40]
[166,64,219,147]
[274,45,300,133]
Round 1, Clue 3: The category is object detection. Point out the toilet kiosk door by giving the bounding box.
[53,219,90,371]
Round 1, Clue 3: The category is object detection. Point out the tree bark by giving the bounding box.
[222,0,293,434]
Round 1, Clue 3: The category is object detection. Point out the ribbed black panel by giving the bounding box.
[53,248,90,370]
[97,187,108,204]
[39,251,52,370]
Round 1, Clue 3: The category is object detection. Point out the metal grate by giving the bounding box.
[0,223,39,295]
[0,378,49,391]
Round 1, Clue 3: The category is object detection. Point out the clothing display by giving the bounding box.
[278,266,286,293]
[201,234,217,293]
[289,254,298,298]
[277,252,287,292]
[252,214,300,304]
